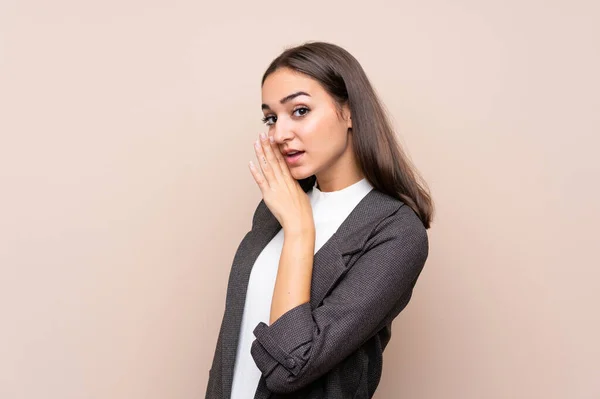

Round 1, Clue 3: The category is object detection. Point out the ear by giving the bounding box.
[342,104,352,129]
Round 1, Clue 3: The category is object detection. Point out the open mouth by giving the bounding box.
[285,151,305,164]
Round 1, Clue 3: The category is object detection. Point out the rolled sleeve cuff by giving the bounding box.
[251,302,314,377]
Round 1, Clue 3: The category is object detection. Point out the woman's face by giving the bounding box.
[261,68,353,182]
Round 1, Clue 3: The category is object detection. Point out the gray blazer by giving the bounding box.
[205,185,429,399]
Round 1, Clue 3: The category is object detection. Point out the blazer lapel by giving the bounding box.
[220,187,402,398]
[308,188,403,308]
[220,215,281,399]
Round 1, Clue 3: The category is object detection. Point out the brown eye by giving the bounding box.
[261,115,276,126]
[293,107,310,117]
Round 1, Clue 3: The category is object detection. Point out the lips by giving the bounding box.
[284,150,305,165]
[283,149,304,156]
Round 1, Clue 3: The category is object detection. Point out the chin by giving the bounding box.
[290,167,313,181]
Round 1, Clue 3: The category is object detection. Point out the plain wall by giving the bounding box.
[1,1,599,398]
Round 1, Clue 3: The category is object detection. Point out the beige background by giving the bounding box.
[1,1,599,398]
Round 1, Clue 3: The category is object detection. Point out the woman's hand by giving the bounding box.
[248,132,314,234]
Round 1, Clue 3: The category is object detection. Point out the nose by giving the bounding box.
[271,118,295,144]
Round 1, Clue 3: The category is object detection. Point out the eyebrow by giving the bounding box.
[261,91,311,110]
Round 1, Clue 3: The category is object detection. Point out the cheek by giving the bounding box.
[297,117,322,142]
[297,112,340,146]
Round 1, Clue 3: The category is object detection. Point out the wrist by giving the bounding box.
[283,221,315,238]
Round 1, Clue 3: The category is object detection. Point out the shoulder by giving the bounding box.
[367,195,429,260]
[380,200,427,238]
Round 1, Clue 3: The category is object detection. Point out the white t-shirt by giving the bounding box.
[230,177,374,398]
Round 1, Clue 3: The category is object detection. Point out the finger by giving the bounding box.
[248,160,268,192]
[260,133,285,185]
[254,138,274,188]
[269,136,293,182]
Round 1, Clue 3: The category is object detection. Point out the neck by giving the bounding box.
[314,131,364,192]
[315,159,364,192]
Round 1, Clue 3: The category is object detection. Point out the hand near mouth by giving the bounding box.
[249,132,314,234]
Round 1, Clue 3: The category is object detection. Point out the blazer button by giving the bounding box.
[286,358,296,368]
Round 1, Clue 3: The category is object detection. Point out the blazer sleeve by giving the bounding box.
[249,204,429,394]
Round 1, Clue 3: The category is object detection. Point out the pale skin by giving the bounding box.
[248,67,365,325]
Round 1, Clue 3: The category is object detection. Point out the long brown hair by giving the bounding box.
[262,42,434,229]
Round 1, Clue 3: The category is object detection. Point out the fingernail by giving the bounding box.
[254,140,260,149]
[269,136,274,143]
[260,132,266,141]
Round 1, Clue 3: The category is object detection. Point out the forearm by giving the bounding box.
[269,225,315,325]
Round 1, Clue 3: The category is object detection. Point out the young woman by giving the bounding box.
[206,41,433,399]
